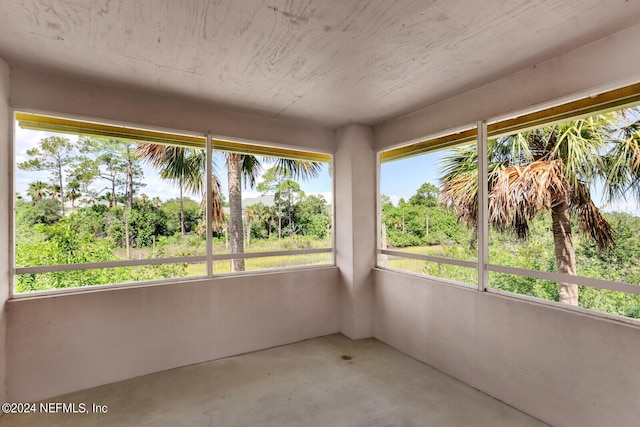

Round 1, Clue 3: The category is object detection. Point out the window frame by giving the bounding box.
[376,126,480,286]
[10,109,335,298]
[376,82,640,324]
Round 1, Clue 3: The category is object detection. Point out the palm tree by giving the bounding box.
[67,181,81,209]
[257,204,277,239]
[138,143,322,272]
[439,112,640,305]
[26,181,49,203]
[224,154,321,271]
[243,205,260,247]
[137,144,225,234]
[48,184,61,202]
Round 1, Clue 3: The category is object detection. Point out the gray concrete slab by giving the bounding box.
[0,334,548,426]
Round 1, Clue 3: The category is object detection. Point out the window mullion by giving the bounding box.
[206,134,213,279]
[477,120,489,292]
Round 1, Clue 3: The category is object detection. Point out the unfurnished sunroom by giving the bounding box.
[0,1,639,426]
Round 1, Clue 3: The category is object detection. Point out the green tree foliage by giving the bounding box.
[277,180,303,237]
[576,212,640,285]
[245,202,277,240]
[15,201,188,292]
[161,198,201,236]
[78,137,145,208]
[66,180,81,208]
[16,199,62,228]
[16,135,330,291]
[408,182,439,206]
[26,181,49,202]
[439,111,640,305]
[485,211,640,317]
[136,144,208,235]
[258,166,306,239]
[381,184,470,247]
[296,194,331,239]
[128,197,168,247]
[382,172,640,318]
[18,136,75,213]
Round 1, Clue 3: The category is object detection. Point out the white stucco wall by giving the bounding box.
[0,56,10,405]
[6,16,640,422]
[5,66,341,403]
[334,124,376,339]
[371,23,640,426]
[374,21,640,150]
[7,267,341,402]
[10,69,336,155]
[373,269,640,427]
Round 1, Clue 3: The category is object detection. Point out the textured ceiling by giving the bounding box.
[1,0,639,128]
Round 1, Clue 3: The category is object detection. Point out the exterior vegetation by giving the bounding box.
[382,106,640,319]
[15,135,332,293]
[382,184,640,318]
[15,103,640,321]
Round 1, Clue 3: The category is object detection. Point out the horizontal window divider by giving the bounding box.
[374,266,477,289]
[379,249,478,269]
[15,255,208,275]
[215,248,332,261]
[15,249,333,275]
[9,275,214,299]
[488,264,640,296]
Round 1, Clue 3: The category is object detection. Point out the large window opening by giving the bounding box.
[378,129,478,286]
[378,85,640,321]
[13,113,333,294]
[209,144,333,274]
[484,103,640,318]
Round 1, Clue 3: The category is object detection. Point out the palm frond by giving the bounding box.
[137,143,224,222]
[203,174,225,224]
[439,145,479,226]
[271,158,323,180]
[570,182,614,250]
[438,112,632,251]
[603,117,640,203]
[489,160,569,239]
[236,154,261,188]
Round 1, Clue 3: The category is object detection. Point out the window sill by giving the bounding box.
[9,264,338,301]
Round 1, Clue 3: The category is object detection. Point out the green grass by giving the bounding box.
[381,244,478,285]
[176,236,333,276]
[16,236,333,293]
[186,252,333,276]
[390,245,445,255]
[173,237,334,276]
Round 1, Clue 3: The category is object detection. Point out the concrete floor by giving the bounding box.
[0,334,548,427]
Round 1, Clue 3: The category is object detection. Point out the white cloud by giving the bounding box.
[308,191,332,202]
[15,126,78,155]
[386,194,401,206]
[602,199,640,216]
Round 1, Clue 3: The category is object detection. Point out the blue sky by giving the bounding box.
[380,150,447,205]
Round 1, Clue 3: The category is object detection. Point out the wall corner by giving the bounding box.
[0,55,11,404]
[335,124,376,339]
